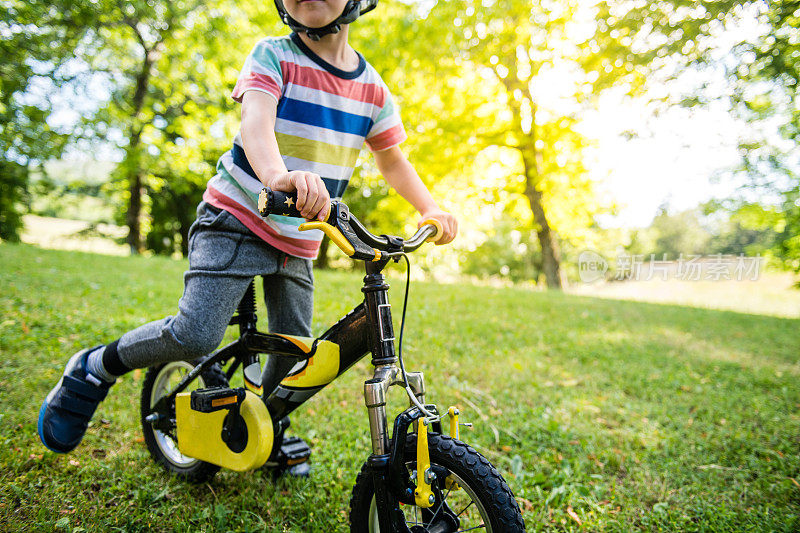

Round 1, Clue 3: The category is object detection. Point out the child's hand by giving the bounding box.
[418,208,458,245]
[269,171,331,221]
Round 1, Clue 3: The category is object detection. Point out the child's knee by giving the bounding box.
[167,318,225,359]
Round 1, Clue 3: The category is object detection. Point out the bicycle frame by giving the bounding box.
[150,257,428,532]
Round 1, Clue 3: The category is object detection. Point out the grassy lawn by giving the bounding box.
[1,243,798,531]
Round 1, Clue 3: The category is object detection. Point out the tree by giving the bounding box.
[76,1,216,252]
[731,1,800,270]
[55,1,282,254]
[354,0,611,288]
[650,207,712,259]
[589,0,800,270]
[17,0,610,275]
[708,203,781,257]
[0,1,95,240]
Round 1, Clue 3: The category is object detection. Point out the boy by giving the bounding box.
[38,0,457,454]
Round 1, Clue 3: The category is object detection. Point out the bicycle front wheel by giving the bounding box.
[349,433,525,532]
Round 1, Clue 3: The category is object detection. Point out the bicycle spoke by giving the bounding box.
[455,500,474,518]
[427,485,453,526]
[405,506,421,527]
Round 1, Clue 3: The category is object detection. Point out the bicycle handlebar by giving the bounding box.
[257,188,442,259]
[258,188,305,219]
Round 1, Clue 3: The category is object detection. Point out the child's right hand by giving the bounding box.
[268,171,331,221]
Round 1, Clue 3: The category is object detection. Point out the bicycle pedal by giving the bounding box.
[279,436,312,467]
[190,387,245,413]
[261,435,313,478]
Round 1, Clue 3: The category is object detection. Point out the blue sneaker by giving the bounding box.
[38,347,114,453]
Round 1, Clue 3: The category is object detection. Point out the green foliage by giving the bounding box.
[0,1,94,240]
[709,203,782,258]
[73,0,278,253]
[729,1,800,271]
[3,1,284,254]
[2,244,800,530]
[354,1,614,287]
[461,221,541,283]
[584,1,750,92]
[8,0,793,282]
[778,188,800,272]
[28,161,117,224]
[649,208,712,260]
[592,0,800,272]
[625,204,784,261]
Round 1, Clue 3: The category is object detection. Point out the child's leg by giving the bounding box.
[39,202,283,453]
[106,264,255,370]
[101,203,267,372]
[261,254,315,395]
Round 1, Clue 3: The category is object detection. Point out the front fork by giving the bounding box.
[364,365,425,455]
[363,365,434,532]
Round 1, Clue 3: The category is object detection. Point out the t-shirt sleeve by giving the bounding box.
[231,39,284,104]
[365,87,407,152]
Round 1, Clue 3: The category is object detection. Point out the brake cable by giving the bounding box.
[396,253,441,423]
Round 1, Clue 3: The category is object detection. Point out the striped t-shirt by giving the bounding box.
[203,33,406,258]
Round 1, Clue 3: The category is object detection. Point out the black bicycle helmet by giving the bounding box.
[274,0,378,41]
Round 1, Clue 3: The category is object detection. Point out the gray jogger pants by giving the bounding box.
[115,201,314,370]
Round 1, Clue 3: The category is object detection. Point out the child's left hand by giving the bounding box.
[418,209,458,245]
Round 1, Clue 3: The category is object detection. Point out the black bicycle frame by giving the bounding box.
[152,258,422,532]
[157,258,402,423]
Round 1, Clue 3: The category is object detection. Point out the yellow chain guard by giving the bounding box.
[175,390,273,471]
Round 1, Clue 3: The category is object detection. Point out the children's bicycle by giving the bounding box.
[140,188,525,532]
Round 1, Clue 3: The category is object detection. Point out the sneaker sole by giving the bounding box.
[38,399,65,453]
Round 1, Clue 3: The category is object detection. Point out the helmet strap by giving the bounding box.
[274,0,361,41]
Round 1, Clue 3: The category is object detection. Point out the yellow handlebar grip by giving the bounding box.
[419,218,444,243]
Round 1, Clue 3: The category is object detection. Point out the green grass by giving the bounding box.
[1,243,798,532]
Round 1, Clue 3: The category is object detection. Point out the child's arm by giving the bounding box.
[240,91,330,221]
[373,145,458,245]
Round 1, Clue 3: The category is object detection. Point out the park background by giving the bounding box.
[1,0,799,531]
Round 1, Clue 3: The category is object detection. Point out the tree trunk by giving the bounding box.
[124,33,155,254]
[126,170,143,253]
[519,146,563,290]
[315,235,330,269]
[525,177,563,289]
[499,67,564,289]
[177,193,193,257]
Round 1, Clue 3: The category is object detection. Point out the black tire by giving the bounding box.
[349,433,525,532]
[140,359,228,483]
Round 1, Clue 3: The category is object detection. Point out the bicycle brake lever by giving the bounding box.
[300,202,381,261]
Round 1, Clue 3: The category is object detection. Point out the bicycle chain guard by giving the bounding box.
[175,388,274,471]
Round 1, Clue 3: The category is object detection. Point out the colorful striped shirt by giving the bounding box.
[203,33,406,258]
